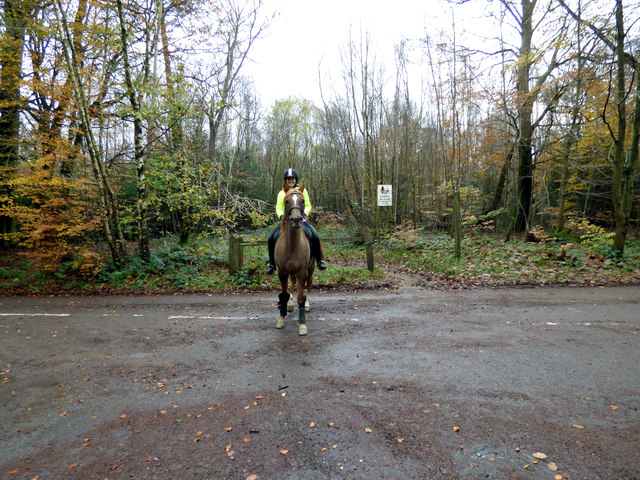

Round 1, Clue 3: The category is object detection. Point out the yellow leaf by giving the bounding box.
[532,452,548,459]
[453,426,460,432]
[364,427,372,433]
[573,424,584,429]
[246,475,258,480]
[279,449,288,454]
[555,475,563,480]
[610,405,619,410]
[396,437,404,443]
[309,422,316,428]
[548,462,558,471]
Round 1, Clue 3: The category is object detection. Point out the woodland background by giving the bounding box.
[0,0,639,290]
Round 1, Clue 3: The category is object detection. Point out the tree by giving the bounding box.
[0,0,31,246]
[53,0,127,263]
[505,0,566,232]
[558,0,640,253]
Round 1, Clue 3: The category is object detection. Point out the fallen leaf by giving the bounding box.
[555,475,563,480]
[364,427,372,433]
[396,437,404,443]
[573,424,584,429]
[309,422,316,428]
[532,452,548,459]
[610,405,619,410]
[453,426,460,432]
[225,444,232,452]
[69,463,78,469]
[9,469,18,475]
[119,414,127,419]
[548,462,558,471]
[225,427,233,432]
[279,449,288,454]
[244,436,251,443]
[246,475,258,480]
[59,412,68,417]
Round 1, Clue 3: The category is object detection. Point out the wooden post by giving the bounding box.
[228,235,243,274]
[364,230,374,272]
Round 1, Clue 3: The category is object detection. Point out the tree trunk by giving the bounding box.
[53,0,127,263]
[514,0,536,232]
[116,0,150,261]
[483,142,514,215]
[612,0,627,253]
[0,0,28,246]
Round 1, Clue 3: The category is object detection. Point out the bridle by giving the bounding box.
[285,190,305,221]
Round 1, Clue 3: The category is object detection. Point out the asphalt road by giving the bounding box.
[1,285,639,479]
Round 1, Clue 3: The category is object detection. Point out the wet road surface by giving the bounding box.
[1,286,639,479]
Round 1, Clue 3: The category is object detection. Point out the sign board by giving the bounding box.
[377,185,392,206]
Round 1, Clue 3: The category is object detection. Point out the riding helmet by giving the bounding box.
[284,168,299,183]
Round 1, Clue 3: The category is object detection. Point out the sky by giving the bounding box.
[244,0,443,108]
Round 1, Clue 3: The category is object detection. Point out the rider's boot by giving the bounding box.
[266,238,276,275]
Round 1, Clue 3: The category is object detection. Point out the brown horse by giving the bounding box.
[274,186,315,335]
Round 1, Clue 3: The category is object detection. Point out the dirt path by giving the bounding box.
[1,286,639,479]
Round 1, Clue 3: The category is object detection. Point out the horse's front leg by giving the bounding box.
[276,274,289,329]
[287,274,296,312]
[297,273,308,336]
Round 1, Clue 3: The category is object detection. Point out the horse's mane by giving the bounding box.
[280,181,306,229]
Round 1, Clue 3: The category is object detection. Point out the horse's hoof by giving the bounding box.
[287,298,294,312]
[298,324,308,336]
[305,298,310,312]
[276,317,285,329]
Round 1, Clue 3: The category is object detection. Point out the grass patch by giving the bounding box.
[1,224,638,295]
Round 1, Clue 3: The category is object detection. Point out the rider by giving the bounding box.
[266,168,327,274]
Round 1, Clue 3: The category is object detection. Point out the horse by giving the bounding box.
[274,186,315,336]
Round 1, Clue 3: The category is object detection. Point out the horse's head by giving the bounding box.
[284,188,305,228]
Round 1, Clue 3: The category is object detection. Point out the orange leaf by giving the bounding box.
[573,424,584,429]
[364,427,372,433]
[279,449,288,454]
[69,463,78,469]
